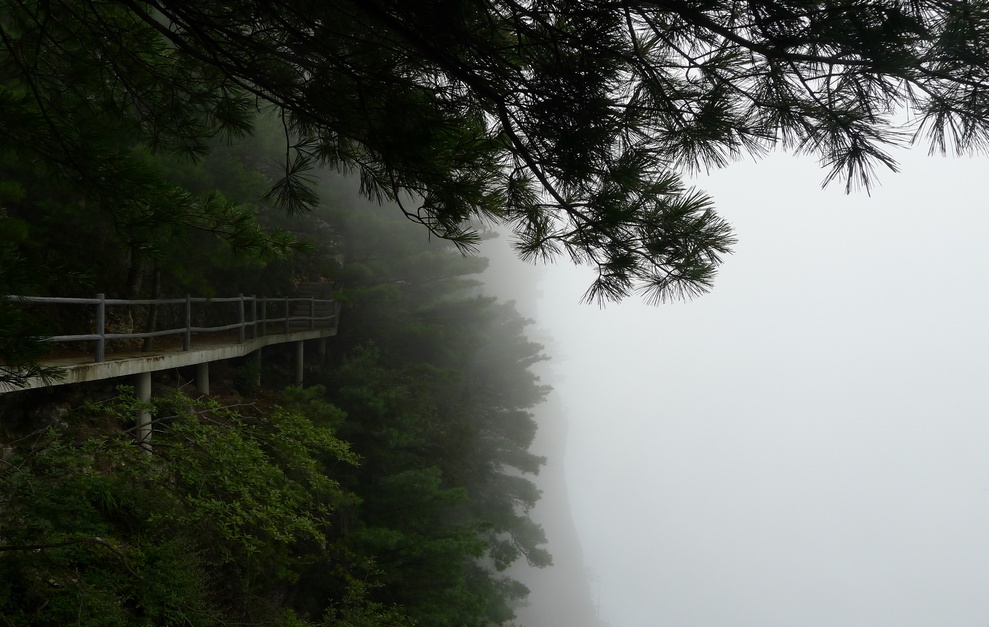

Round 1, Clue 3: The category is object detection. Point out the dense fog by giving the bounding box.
[482,148,989,626]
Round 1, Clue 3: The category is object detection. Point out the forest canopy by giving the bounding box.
[5,0,989,305]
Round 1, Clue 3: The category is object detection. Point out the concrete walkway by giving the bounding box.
[1,328,336,393]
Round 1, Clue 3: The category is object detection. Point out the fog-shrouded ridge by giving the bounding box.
[480,233,606,627]
[506,392,606,627]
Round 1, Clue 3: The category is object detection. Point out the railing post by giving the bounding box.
[183,294,191,351]
[95,293,105,363]
[260,296,267,337]
[250,295,257,339]
[310,297,315,331]
[237,293,245,343]
[284,296,289,334]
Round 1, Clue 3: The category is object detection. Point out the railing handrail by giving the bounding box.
[4,293,341,363]
[4,295,331,306]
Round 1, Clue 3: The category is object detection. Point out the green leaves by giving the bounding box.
[0,389,358,625]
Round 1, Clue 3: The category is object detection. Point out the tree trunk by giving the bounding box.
[124,243,144,299]
[142,266,161,352]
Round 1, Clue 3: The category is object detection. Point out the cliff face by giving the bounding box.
[507,392,605,627]
[478,235,604,627]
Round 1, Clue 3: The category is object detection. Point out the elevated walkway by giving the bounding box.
[1,292,341,448]
[3,327,335,393]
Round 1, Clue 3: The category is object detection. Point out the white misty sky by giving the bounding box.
[530,149,989,626]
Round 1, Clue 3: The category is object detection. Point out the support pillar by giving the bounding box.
[254,350,262,388]
[294,341,304,387]
[135,372,152,451]
[196,362,210,396]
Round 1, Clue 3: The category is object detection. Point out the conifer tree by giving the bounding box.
[123,0,989,302]
[7,1,989,301]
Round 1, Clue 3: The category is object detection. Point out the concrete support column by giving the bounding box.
[135,372,152,451]
[196,362,210,396]
[254,350,262,388]
[294,341,304,387]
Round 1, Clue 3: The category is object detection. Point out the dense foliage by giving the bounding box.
[0,389,361,625]
[0,185,555,624]
[0,12,556,617]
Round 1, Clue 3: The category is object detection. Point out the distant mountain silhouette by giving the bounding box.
[507,392,606,627]
[479,234,606,627]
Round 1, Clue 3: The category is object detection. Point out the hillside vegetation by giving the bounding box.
[1,187,557,626]
[0,3,605,621]
[0,104,556,625]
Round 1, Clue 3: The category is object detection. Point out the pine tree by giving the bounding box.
[8,1,989,302]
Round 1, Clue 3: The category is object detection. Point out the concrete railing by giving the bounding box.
[5,293,340,363]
